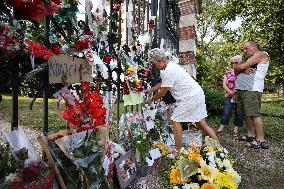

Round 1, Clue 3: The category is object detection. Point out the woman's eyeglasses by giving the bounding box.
[231,62,238,64]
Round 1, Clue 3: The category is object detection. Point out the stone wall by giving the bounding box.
[178,0,200,79]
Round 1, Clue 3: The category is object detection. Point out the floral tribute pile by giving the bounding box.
[157,137,241,189]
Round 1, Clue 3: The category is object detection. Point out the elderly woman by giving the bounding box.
[217,55,243,139]
[145,48,219,153]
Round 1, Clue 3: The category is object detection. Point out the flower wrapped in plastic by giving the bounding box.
[158,137,241,189]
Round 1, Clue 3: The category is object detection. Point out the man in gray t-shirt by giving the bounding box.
[234,41,269,149]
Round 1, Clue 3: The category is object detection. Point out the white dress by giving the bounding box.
[160,62,207,122]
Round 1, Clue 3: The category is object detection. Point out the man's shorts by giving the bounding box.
[236,90,262,117]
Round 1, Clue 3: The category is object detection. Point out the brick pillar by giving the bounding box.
[178,0,199,79]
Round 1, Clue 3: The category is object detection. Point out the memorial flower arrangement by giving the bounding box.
[124,66,144,93]
[159,137,241,189]
[60,82,106,129]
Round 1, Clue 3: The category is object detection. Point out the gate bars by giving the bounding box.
[10,0,180,139]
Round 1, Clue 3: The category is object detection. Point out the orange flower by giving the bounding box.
[188,152,201,160]
[201,183,217,189]
[170,168,182,184]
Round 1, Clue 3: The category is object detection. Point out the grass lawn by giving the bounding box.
[0,94,67,133]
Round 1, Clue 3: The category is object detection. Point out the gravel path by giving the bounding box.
[217,131,284,189]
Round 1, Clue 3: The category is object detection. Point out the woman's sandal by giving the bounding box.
[232,131,239,141]
[246,140,269,149]
[238,135,256,142]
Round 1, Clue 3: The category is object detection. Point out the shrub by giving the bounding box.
[204,88,224,116]
[0,144,19,181]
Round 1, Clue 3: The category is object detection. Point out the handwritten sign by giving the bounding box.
[48,54,92,84]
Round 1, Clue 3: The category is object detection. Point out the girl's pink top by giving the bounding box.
[224,69,236,97]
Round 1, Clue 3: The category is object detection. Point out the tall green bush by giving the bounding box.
[204,88,224,116]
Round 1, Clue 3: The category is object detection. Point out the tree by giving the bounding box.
[196,0,284,90]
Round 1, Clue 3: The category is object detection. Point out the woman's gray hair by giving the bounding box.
[231,55,242,63]
[148,48,169,62]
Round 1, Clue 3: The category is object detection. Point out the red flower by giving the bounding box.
[85,31,93,35]
[50,43,61,55]
[51,0,61,5]
[74,38,90,50]
[103,55,112,64]
[11,0,59,21]
[112,5,120,12]
[61,83,106,128]
[25,40,53,60]
[149,19,155,31]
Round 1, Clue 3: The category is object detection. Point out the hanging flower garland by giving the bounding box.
[10,0,61,21]
[0,23,20,52]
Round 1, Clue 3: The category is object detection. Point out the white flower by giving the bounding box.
[209,162,217,168]
[220,152,225,158]
[182,183,200,189]
[173,186,180,189]
[223,159,233,170]
[223,148,229,154]
[208,154,215,162]
[167,153,175,159]
[216,158,223,168]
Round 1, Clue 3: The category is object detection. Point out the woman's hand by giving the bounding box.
[144,98,153,105]
[144,88,152,94]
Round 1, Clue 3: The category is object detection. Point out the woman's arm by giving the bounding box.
[223,76,234,96]
[144,87,170,104]
[145,82,162,93]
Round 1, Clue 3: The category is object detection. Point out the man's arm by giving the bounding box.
[234,51,267,73]
[144,87,170,104]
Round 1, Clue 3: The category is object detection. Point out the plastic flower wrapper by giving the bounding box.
[54,127,110,188]
[4,128,41,165]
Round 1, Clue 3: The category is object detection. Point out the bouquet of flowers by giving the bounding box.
[164,137,241,189]
[59,82,106,129]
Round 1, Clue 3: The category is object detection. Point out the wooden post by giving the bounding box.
[37,136,67,189]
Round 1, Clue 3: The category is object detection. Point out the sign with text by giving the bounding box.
[48,54,92,84]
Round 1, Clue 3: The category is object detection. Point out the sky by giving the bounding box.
[226,17,242,30]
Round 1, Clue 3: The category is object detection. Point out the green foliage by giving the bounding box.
[157,157,172,189]
[197,0,284,87]
[204,88,224,116]
[0,144,19,181]
[134,134,149,166]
